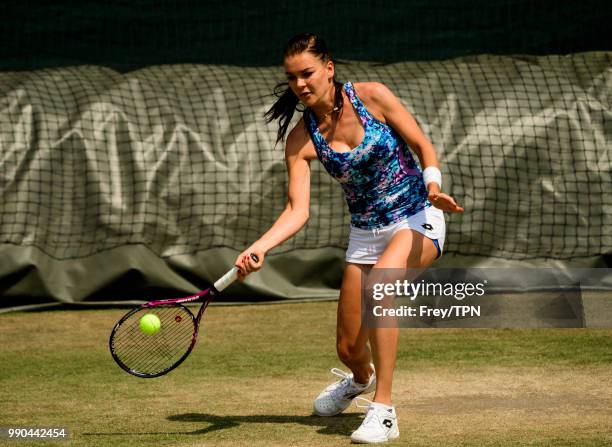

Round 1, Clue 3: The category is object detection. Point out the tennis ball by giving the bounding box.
[139,313,161,335]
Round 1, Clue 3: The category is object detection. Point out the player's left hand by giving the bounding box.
[428,190,464,213]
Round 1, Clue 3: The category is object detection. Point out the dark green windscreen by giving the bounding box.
[2,0,611,71]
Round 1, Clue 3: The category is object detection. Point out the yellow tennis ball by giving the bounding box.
[139,313,161,335]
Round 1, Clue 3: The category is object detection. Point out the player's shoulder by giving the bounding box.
[352,82,397,121]
[286,118,309,151]
[285,118,316,161]
[287,117,308,139]
[352,81,395,102]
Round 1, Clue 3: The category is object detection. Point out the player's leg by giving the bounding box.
[313,262,376,416]
[336,262,374,383]
[369,229,438,404]
[351,230,438,443]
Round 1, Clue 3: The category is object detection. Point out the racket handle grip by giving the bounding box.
[212,253,259,293]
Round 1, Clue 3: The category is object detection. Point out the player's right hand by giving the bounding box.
[235,248,265,281]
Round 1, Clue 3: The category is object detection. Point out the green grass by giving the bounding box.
[1,302,611,446]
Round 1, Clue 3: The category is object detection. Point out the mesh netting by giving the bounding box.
[1,53,611,261]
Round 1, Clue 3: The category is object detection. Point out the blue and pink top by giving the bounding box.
[304,81,431,229]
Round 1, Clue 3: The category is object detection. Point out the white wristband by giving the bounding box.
[422,166,442,189]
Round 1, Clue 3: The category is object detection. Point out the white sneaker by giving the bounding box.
[313,365,376,416]
[350,400,400,444]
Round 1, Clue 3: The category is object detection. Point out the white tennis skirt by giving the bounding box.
[345,206,446,264]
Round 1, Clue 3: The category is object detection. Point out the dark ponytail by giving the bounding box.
[265,33,343,146]
[265,82,301,147]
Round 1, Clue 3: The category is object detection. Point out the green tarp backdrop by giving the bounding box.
[1,54,610,305]
[0,1,611,310]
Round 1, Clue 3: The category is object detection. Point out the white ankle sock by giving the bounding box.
[371,402,394,412]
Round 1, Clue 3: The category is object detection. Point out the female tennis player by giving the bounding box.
[235,33,463,444]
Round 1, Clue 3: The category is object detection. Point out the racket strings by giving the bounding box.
[114,310,193,374]
[111,305,196,376]
[126,319,192,371]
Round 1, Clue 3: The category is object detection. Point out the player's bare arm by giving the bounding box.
[236,120,316,277]
[356,82,464,213]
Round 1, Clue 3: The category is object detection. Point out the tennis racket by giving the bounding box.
[109,254,258,378]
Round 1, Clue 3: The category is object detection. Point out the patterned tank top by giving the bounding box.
[304,81,431,229]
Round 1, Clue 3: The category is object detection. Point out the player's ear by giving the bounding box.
[327,60,334,80]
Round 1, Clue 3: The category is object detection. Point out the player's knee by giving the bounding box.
[336,341,364,364]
